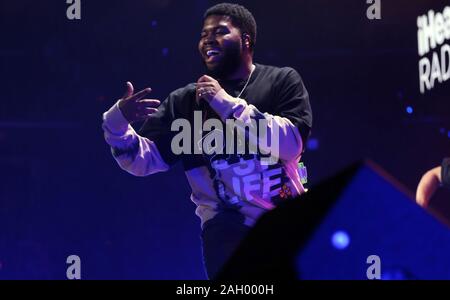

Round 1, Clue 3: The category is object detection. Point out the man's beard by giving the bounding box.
[203,42,242,80]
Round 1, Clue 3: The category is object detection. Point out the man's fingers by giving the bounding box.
[197,80,213,86]
[196,82,213,87]
[197,75,208,82]
[135,108,158,120]
[123,81,134,98]
[196,82,214,90]
[198,75,214,82]
[141,107,158,114]
[128,87,152,102]
[137,99,161,107]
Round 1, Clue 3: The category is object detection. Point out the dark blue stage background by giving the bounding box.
[0,0,449,279]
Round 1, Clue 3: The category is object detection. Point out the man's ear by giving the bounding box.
[242,33,251,49]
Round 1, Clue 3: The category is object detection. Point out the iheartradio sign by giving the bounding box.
[417,6,450,94]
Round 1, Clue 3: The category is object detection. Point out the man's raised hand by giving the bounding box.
[118,81,160,123]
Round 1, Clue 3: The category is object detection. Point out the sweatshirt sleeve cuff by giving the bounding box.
[208,89,242,121]
[102,101,130,135]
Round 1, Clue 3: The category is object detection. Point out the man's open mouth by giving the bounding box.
[204,48,221,61]
[206,49,220,57]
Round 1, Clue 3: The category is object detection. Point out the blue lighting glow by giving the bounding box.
[406,106,413,114]
[307,138,319,151]
[331,230,350,250]
[162,48,169,56]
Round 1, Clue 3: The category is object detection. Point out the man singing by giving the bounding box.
[102,3,312,279]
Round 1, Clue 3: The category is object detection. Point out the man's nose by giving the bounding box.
[203,34,216,45]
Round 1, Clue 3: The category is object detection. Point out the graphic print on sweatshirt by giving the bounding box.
[198,125,293,211]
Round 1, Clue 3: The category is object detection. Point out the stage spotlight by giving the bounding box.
[406,106,413,114]
[331,230,350,250]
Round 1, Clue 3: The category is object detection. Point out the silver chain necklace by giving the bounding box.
[236,64,255,98]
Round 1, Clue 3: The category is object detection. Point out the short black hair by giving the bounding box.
[204,3,257,51]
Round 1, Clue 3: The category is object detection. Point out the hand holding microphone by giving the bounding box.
[196,75,224,104]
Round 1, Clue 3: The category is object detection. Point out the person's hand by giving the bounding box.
[196,75,227,103]
[416,166,442,207]
[118,81,160,124]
